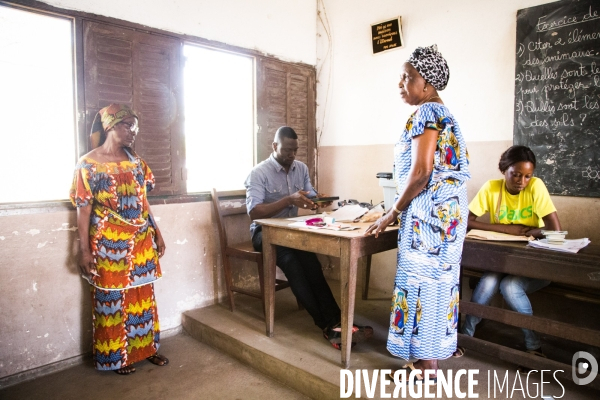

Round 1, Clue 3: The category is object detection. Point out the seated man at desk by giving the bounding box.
[244,126,373,350]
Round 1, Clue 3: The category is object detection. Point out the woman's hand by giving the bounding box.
[501,224,531,236]
[155,231,166,258]
[365,211,397,238]
[524,227,544,239]
[78,249,97,278]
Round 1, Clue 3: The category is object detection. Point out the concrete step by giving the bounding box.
[182,280,598,400]
[182,281,396,399]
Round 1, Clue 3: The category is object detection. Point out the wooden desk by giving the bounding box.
[460,239,600,389]
[256,218,398,368]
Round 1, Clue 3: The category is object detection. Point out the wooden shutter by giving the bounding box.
[256,58,316,181]
[83,21,184,196]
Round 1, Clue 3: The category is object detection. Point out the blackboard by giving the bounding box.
[514,0,600,197]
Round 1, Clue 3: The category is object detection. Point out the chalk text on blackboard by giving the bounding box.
[536,5,600,32]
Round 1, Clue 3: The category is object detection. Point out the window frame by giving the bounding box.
[0,0,316,214]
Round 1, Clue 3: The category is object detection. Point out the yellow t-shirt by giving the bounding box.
[469,177,556,228]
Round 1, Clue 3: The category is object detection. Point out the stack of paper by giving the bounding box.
[527,238,591,253]
[466,229,532,241]
[324,204,369,222]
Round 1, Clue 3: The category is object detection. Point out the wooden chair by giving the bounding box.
[211,188,300,314]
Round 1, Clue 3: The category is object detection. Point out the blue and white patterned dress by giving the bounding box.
[387,102,470,361]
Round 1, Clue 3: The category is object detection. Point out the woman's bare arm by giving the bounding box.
[525,211,561,239]
[467,211,532,236]
[76,204,96,277]
[146,199,166,258]
[365,128,438,237]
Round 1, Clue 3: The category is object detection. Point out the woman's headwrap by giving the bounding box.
[90,104,138,149]
[407,44,450,91]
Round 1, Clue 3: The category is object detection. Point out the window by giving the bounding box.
[183,44,254,192]
[0,5,75,203]
[0,1,316,207]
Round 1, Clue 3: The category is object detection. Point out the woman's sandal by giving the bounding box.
[147,353,169,366]
[452,346,465,358]
[114,365,136,375]
[388,362,437,384]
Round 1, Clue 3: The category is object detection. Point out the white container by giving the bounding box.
[379,178,396,211]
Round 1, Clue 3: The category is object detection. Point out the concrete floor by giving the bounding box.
[0,333,309,400]
[2,279,598,399]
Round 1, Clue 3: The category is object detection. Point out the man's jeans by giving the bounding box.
[462,272,550,350]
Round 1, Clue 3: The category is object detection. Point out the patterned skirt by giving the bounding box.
[387,184,467,361]
[92,283,160,370]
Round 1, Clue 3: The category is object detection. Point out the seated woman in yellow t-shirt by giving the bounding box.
[458,145,561,358]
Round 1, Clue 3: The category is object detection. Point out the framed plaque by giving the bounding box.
[371,18,403,54]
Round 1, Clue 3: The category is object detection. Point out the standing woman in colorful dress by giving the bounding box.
[70,104,168,375]
[366,45,470,380]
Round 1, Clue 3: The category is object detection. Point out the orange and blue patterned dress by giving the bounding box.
[70,149,162,370]
[388,103,470,361]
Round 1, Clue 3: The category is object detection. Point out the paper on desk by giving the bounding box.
[466,229,532,241]
[324,205,369,222]
[527,238,590,253]
[287,221,360,231]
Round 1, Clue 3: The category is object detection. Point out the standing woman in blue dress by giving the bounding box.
[366,45,470,379]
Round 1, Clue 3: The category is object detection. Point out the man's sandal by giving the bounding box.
[330,342,356,351]
[323,323,373,350]
[114,365,136,375]
[452,346,465,358]
[146,353,169,366]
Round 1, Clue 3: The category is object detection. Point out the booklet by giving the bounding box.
[466,229,533,241]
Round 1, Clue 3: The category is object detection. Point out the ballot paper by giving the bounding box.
[527,238,591,253]
[323,204,369,222]
[466,229,532,241]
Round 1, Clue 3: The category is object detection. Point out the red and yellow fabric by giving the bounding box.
[91,284,160,370]
[70,151,162,289]
[70,149,162,370]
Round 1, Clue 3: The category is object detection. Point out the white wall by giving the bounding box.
[316,0,558,146]
[42,0,317,65]
[0,202,226,382]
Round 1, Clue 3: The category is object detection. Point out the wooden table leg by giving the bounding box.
[340,240,358,368]
[262,226,277,337]
[362,255,372,300]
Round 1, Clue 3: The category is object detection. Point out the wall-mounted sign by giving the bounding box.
[371,18,403,54]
